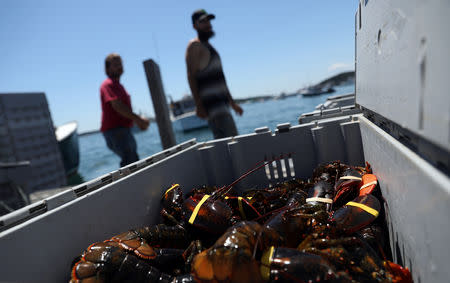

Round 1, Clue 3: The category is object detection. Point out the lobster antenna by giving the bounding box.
[214,153,293,200]
[240,197,263,218]
[221,160,271,196]
[253,205,287,222]
[211,159,270,200]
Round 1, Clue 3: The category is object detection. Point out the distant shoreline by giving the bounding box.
[78,71,355,136]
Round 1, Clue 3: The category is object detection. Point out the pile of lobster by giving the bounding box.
[70,161,413,283]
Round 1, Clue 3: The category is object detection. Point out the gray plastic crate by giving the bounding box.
[0,93,67,193]
[356,0,450,154]
[298,105,361,124]
[0,116,448,282]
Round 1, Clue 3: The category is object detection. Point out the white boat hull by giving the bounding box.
[55,121,79,176]
[171,111,208,132]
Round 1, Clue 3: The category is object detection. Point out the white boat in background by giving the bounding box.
[55,121,79,176]
[299,85,335,97]
[170,95,208,132]
[315,93,356,110]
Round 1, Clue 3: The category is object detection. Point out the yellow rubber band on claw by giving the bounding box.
[346,201,379,217]
[340,176,362,181]
[260,246,275,281]
[224,196,252,200]
[164,184,179,196]
[188,195,210,224]
[306,197,333,204]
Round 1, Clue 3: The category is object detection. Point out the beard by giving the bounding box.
[107,68,123,79]
[198,30,215,42]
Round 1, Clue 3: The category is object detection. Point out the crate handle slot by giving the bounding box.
[280,159,287,178]
[288,157,295,177]
[272,160,279,179]
[264,162,272,180]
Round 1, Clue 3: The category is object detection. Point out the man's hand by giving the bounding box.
[134,116,150,130]
[196,104,208,119]
[231,101,243,116]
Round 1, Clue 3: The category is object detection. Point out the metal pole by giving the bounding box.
[143,59,176,149]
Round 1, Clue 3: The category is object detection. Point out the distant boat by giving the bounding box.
[55,121,79,176]
[170,95,208,132]
[315,93,356,110]
[275,92,299,100]
[300,86,335,97]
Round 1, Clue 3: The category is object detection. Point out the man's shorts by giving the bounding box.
[102,127,139,167]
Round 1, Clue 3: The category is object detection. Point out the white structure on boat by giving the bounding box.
[169,95,208,132]
[55,121,79,176]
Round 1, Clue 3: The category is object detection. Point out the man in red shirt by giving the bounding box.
[100,53,149,167]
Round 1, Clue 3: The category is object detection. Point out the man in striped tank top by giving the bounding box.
[186,9,244,139]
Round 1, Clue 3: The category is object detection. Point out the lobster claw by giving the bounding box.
[260,246,345,282]
[333,169,363,208]
[161,184,184,224]
[331,194,381,235]
[359,174,378,196]
[384,260,413,283]
[305,180,334,211]
[183,194,233,235]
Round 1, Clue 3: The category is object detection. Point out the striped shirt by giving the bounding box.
[195,42,230,118]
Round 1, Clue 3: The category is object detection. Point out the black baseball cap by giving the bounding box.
[192,9,215,24]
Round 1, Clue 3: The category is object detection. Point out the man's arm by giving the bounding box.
[186,41,208,119]
[221,69,244,116]
[225,89,243,116]
[110,100,150,130]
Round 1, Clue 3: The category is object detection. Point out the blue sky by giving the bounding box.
[0,1,358,132]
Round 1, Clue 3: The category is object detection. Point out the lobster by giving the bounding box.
[332,167,364,208]
[160,158,293,237]
[331,194,381,235]
[160,183,236,241]
[333,169,378,210]
[304,179,334,211]
[191,221,267,283]
[70,240,196,283]
[298,234,412,283]
[255,175,337,249]
[298,236,391,282]
[260,246,353,283]
[256,171,382,254]
[309,161,375,208]
[384,261,414,283]
[258,202,330,250]
[310,161,347,183]
[68,157,415,283]
[237,178,308,223]
[70,224,201,283]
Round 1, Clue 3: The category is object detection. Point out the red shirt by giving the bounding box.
[100,78,133,131]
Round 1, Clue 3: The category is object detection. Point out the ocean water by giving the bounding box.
[77,85,354,182]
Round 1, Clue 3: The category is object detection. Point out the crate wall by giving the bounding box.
[225,116,364,191]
